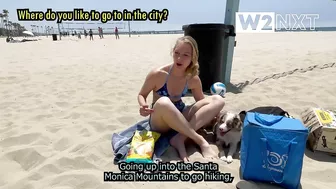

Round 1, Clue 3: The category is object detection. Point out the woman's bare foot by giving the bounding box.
[170,134,189,162]
[199,142,216,159]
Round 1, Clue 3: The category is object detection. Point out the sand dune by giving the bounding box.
[1,32,336,189]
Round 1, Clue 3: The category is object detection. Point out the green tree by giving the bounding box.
[2,9,9,36]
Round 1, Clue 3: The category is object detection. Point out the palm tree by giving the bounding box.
[12,22,19,36]
[0,13,4,29]
[2,9,8,27]
[2,9,9,37]
[0,13,4,36]
[3,19,8,36]
[11,22,16,36]
[8,21,12,33]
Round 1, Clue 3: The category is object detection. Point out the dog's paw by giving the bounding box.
[226,156,233,163]
[220,156,227,162]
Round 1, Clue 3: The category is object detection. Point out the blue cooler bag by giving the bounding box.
[240,112,308,189]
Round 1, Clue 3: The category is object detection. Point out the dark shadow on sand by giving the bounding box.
[237,167,303,189]
[226,82,244,94]
[236,144,333,189]
[304,146,336,163]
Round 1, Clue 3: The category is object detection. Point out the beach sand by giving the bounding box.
[0,32,336,189]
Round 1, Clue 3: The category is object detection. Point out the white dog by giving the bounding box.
[213,111,243,163]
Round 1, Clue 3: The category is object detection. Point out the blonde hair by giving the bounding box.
[171,36,200,77]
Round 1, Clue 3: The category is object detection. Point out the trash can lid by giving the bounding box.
[182,23,234,30]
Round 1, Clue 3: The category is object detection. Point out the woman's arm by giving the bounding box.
[189,76,205,102]
[138,69,157,106]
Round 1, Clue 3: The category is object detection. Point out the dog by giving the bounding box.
[212,110,243,163]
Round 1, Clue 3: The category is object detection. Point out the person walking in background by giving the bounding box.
[100,27,104,39]
[98,27,101,39]
[115,27,119,40]
[84,29,87,38]
[89,29,93,40]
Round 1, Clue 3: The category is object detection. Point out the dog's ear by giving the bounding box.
[209,117,218,126]
[212,111,227,133]
[239,111,247,122]
[217,110,227,122]
[233,115,243,131]
[233,114,240,122]
[212,124,217,141]
[210,110,226,126]
[239,110,246,115]
[212,113,223,132]
[212,120,218,134]
[204,111,225,130]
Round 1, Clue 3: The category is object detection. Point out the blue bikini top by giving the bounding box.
[155,65,188,100]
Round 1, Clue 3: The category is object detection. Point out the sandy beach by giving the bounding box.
[1,32,336,189]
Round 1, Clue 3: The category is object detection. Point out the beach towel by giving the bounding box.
[111,118,177,164]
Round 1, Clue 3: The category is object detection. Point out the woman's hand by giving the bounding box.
[139,105,154,117]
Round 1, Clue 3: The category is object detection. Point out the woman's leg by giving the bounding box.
[149,97,215,159]
[171,95,225,161]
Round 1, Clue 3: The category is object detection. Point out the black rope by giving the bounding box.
[234,62,335,91]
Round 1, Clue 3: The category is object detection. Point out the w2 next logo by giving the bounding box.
[235,12,319,33]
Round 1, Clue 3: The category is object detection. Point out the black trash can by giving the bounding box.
[182,23,236,93]
[52,34,57,41]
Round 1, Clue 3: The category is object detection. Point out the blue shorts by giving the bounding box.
[172,99,187,113]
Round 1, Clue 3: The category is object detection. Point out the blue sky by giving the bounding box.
[1,0,336,32]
